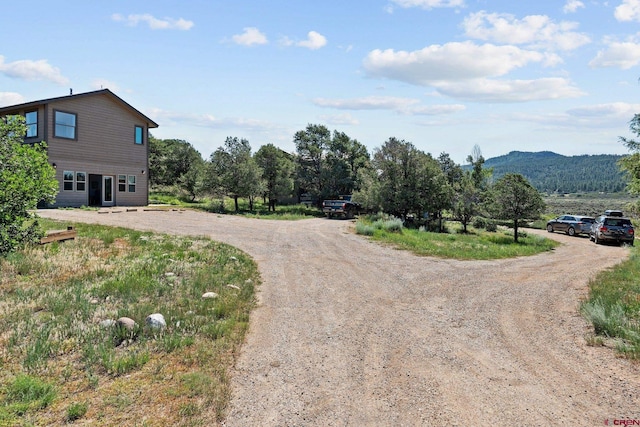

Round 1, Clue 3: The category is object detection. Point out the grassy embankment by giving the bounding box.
[355,215,559,260]
[581,247,640,359]
[0,219,259,426]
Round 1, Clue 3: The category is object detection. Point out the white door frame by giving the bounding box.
[102,175,114,207]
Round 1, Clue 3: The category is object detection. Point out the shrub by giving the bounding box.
[485,221,497,232]
[66,401,88,422]
[355,222,375,236]
[581,299,628,337]
[1,117,58,255]
[472,217,487,229]
[373,218,403,233]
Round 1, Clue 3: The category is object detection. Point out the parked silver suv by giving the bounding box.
[590,216,635,246]
[546,215,594,236]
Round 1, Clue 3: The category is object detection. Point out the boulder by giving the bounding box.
[202,292,218,299]
[116,317,137,331]
[146,313,166,329]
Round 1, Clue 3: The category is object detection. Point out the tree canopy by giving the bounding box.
[1,116,58,255]
[488,173,545,242]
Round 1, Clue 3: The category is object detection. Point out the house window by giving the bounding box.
[63,171,74,191]
[25,111,37,138]
[54,110,77,139]
[128,175,136,192]
[134,126,144,144]
[76,172,86,192]
[118,175,126,192]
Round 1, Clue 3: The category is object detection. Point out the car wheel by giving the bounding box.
[568,227,575,236]
[546,224,553,233]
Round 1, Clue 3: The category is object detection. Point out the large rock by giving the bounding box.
[146,313,166,329]
[202,292,218,299]
[116,317,137,331]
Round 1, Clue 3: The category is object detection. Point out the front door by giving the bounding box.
[103,176,114,207]
[88,174,102,206]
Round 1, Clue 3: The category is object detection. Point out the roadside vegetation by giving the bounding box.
[581,246,640,359]
[0,219,259,426]
[355,215,558,260]
[149,191,324,220]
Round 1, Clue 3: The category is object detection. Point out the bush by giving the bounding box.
[66,401,88,422]
[355,222,375,236]
[485,221,497,232]
[1,116,58,256]
[373,218,403,233]
[472,217,487,229]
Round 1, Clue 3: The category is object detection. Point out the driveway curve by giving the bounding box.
[38,209,640,426]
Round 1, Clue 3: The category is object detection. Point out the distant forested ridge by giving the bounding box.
[477,151,627,193]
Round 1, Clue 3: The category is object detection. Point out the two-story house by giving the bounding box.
[0,89,158,207]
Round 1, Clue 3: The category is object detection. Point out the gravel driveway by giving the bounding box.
[38,208,640,426]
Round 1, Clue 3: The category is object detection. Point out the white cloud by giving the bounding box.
[0,56,68,85]
[432,77,585,103]
[300,31,327,49]
[462,11,590,51]
[232,27,268,46]
[0,92,25,107]
[563,0,585,13]
[111,13,194,30]
[149,108,274,131]
[390,0,465,9]
[615,0,640,21]
[511,102,640,129]
[363,42,558,85]
[589,37,640,69]
[282,31,327,50]
[313,96,465,115]
[567,102,640,118]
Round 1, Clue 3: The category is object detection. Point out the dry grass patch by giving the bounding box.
[0,219,259,426]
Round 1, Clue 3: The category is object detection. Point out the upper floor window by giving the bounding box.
[25,111,37,138]
[54,110,77,139]
[134,125,144,144]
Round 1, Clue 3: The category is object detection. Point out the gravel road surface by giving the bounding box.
[38,208,640,426]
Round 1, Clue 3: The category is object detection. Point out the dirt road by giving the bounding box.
[38,209,640,426]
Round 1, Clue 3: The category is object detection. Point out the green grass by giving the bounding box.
[0,218,260,425]
[581,247,640,358]
[0,374,56,421]
[149,190,324,220]
[355,218,559,260]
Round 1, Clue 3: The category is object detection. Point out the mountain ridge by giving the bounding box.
[478,151,627,193]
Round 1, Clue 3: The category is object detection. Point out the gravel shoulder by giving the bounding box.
[38,209,640,426]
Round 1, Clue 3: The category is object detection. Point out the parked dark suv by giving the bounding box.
[590,216,635,246]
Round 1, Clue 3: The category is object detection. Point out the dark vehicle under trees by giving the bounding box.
[322,195,361,219]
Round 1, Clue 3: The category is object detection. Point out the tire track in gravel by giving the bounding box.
[37,209,640,426]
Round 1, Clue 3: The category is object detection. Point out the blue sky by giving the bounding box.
[3,0,640,163]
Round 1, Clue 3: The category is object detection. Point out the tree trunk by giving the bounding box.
[513,219,519,242]
[234,196,239,212]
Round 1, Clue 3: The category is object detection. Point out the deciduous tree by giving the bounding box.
[619,114,640,213]
[255,144,294,211]
[487,173,545,242]
[0,116,58,255]
[206,137,262,211]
